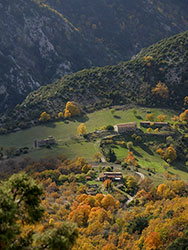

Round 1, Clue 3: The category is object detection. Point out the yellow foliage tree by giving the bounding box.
[39,112,51,122]
[156,148,164,157]
[179,109,188,123]
[64,101,81,118]
[146,113,154,121]
[164,146,177,163]
[64,109,71,119]
[152,81,169,99]
[77,123,87,135]
[146,128,153,133]
[58,112,63,119]
[157,114,166,122]
[184,96,188,106]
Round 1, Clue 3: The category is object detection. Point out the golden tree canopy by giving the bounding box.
[64,101,81,118]
[146,113,154,121]
[77,123,87,135]
[58,112,63,119]
[152,81,169,99]
[157,114,166,122]
[39,112,51,122]
[179,109,188,122]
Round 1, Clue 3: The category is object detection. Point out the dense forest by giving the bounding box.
[1,156,188,249]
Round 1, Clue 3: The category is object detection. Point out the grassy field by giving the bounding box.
[0,106,177,161]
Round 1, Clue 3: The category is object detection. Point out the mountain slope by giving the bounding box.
[2,30,188,131]
[0,0,188,112]
[45,0,188,60]
[0,0,118,111]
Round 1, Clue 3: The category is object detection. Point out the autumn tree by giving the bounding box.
[126,176,138,192]
[64,101,81,118]
[146,113,154,121]
[57,112,63,119]
[157,114,166,122]
[179,109,188,123]
[69,204,91,227]
[39,112,51,122]
[157,146,176,163]
[103,179,112,191]
[77,123,87,135]
[152,81,169,99]
[156,148,164,157]
[164,146,177,163]
[102,243,116,250]
[184,96,188,106]
[101,194,116,210]
[0,173,78,249]
[144,232,162,250]
[125,151,138,167]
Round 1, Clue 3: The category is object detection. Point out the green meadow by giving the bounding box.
[0,106,177,162]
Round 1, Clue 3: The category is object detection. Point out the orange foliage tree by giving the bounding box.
[144,232,162,250]
[125,151,138,166]
[157,114,166,122]
[103,179,112,190]
[102,243,116,250]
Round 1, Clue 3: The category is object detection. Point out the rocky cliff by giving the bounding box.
[0,0,188,112]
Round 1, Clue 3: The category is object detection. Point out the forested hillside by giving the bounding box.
[45,0,188,60]
[0,0,188,112]
[3,30,187,131]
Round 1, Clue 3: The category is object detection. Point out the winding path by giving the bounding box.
[125,171,145,205]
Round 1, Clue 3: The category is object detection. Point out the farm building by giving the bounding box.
[98,172,123,182]
[140,121,169,128]
[114,122,137,133]
[34,136,56,148]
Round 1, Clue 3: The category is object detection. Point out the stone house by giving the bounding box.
[98,172,123,182]
[114,123,137,133]
[34,136,56,148]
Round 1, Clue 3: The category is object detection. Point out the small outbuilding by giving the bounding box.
[140,121,169,128]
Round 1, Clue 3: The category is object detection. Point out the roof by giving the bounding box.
[114,122,137,128]
[104,172,122,175]
[140,121,168,124]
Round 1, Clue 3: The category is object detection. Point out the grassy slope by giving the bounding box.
[0,106,175,148]
[1,106,188,181]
